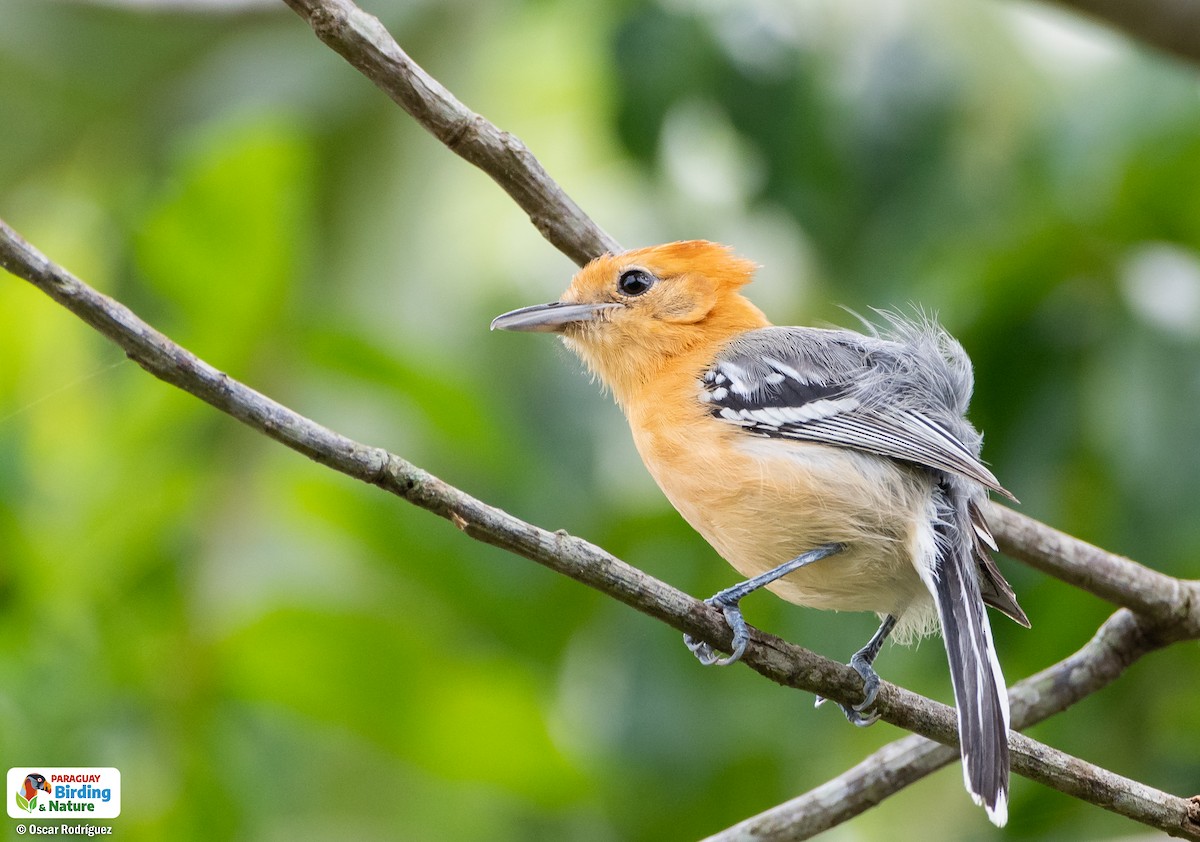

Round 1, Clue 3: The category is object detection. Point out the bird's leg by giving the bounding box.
[684,543,844,667]
[815,613,898,727]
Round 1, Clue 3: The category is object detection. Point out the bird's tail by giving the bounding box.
[928,482,1010,826]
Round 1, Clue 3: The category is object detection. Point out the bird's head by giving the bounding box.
[492,241,768,404]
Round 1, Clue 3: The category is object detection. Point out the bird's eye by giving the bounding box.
[617,268,655,297]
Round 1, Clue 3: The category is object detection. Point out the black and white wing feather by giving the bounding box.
[700,323,1015,500]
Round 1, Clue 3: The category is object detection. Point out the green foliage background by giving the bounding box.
[2,0,1199,839]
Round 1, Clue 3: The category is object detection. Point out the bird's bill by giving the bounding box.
[490,301,621,333]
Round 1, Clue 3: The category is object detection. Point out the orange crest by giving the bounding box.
[612,240,758,290]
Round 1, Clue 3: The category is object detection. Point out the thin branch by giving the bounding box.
[3,214,1199,837]
[706,734,954,842]
[1009,730,1198,838]
[707,609,1199,840]
[1040,0,1200,68]
[0,217,900,712]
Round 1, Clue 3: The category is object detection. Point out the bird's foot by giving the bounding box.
[815,615,896,727]
[814,651,883,727]
[684,597,748,666]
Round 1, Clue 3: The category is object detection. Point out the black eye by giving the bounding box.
[618,268,655,297]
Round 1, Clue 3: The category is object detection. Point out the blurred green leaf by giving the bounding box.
[217,607,585,805]
[135,118,313,360]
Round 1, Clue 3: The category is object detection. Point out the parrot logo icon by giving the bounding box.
[15,773,50,813]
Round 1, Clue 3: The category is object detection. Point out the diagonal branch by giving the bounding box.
[0,216,906,717]
[2,214,1199,837]
[1038,0,1200,68]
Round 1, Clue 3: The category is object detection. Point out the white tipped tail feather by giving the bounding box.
[925,481,1011,827]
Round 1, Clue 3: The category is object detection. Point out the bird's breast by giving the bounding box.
[629,408,936,619]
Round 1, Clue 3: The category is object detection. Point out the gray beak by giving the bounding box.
[490,301,622,333]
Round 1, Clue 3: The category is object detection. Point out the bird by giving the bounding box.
[22,773,50,803]
[491,240,1028,825]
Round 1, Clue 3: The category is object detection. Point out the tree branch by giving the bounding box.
[706,609,1199,841]
[3,212,1199,836]
[0,217,894,714]
[1040,0,1200,68]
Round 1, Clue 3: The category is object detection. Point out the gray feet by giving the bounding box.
[815,614,898,727]
[683,546,899,730]
[684,599,749,666]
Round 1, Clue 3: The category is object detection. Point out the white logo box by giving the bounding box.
[7,768,121,819]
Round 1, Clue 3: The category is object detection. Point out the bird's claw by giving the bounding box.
[684,598,749,667]
[814,658,882,727]
[841,701,882,727]
[813,695,881,727]
[684,632,721,665]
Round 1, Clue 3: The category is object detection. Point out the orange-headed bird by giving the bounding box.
[492,240,1027,824]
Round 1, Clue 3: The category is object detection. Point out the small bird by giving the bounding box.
[491,240,1027,824]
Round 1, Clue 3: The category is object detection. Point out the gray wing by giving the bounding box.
[699,323,1015,500]
[969,498,1031,626]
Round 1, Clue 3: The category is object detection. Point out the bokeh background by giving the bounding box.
[2,0,1199,839]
